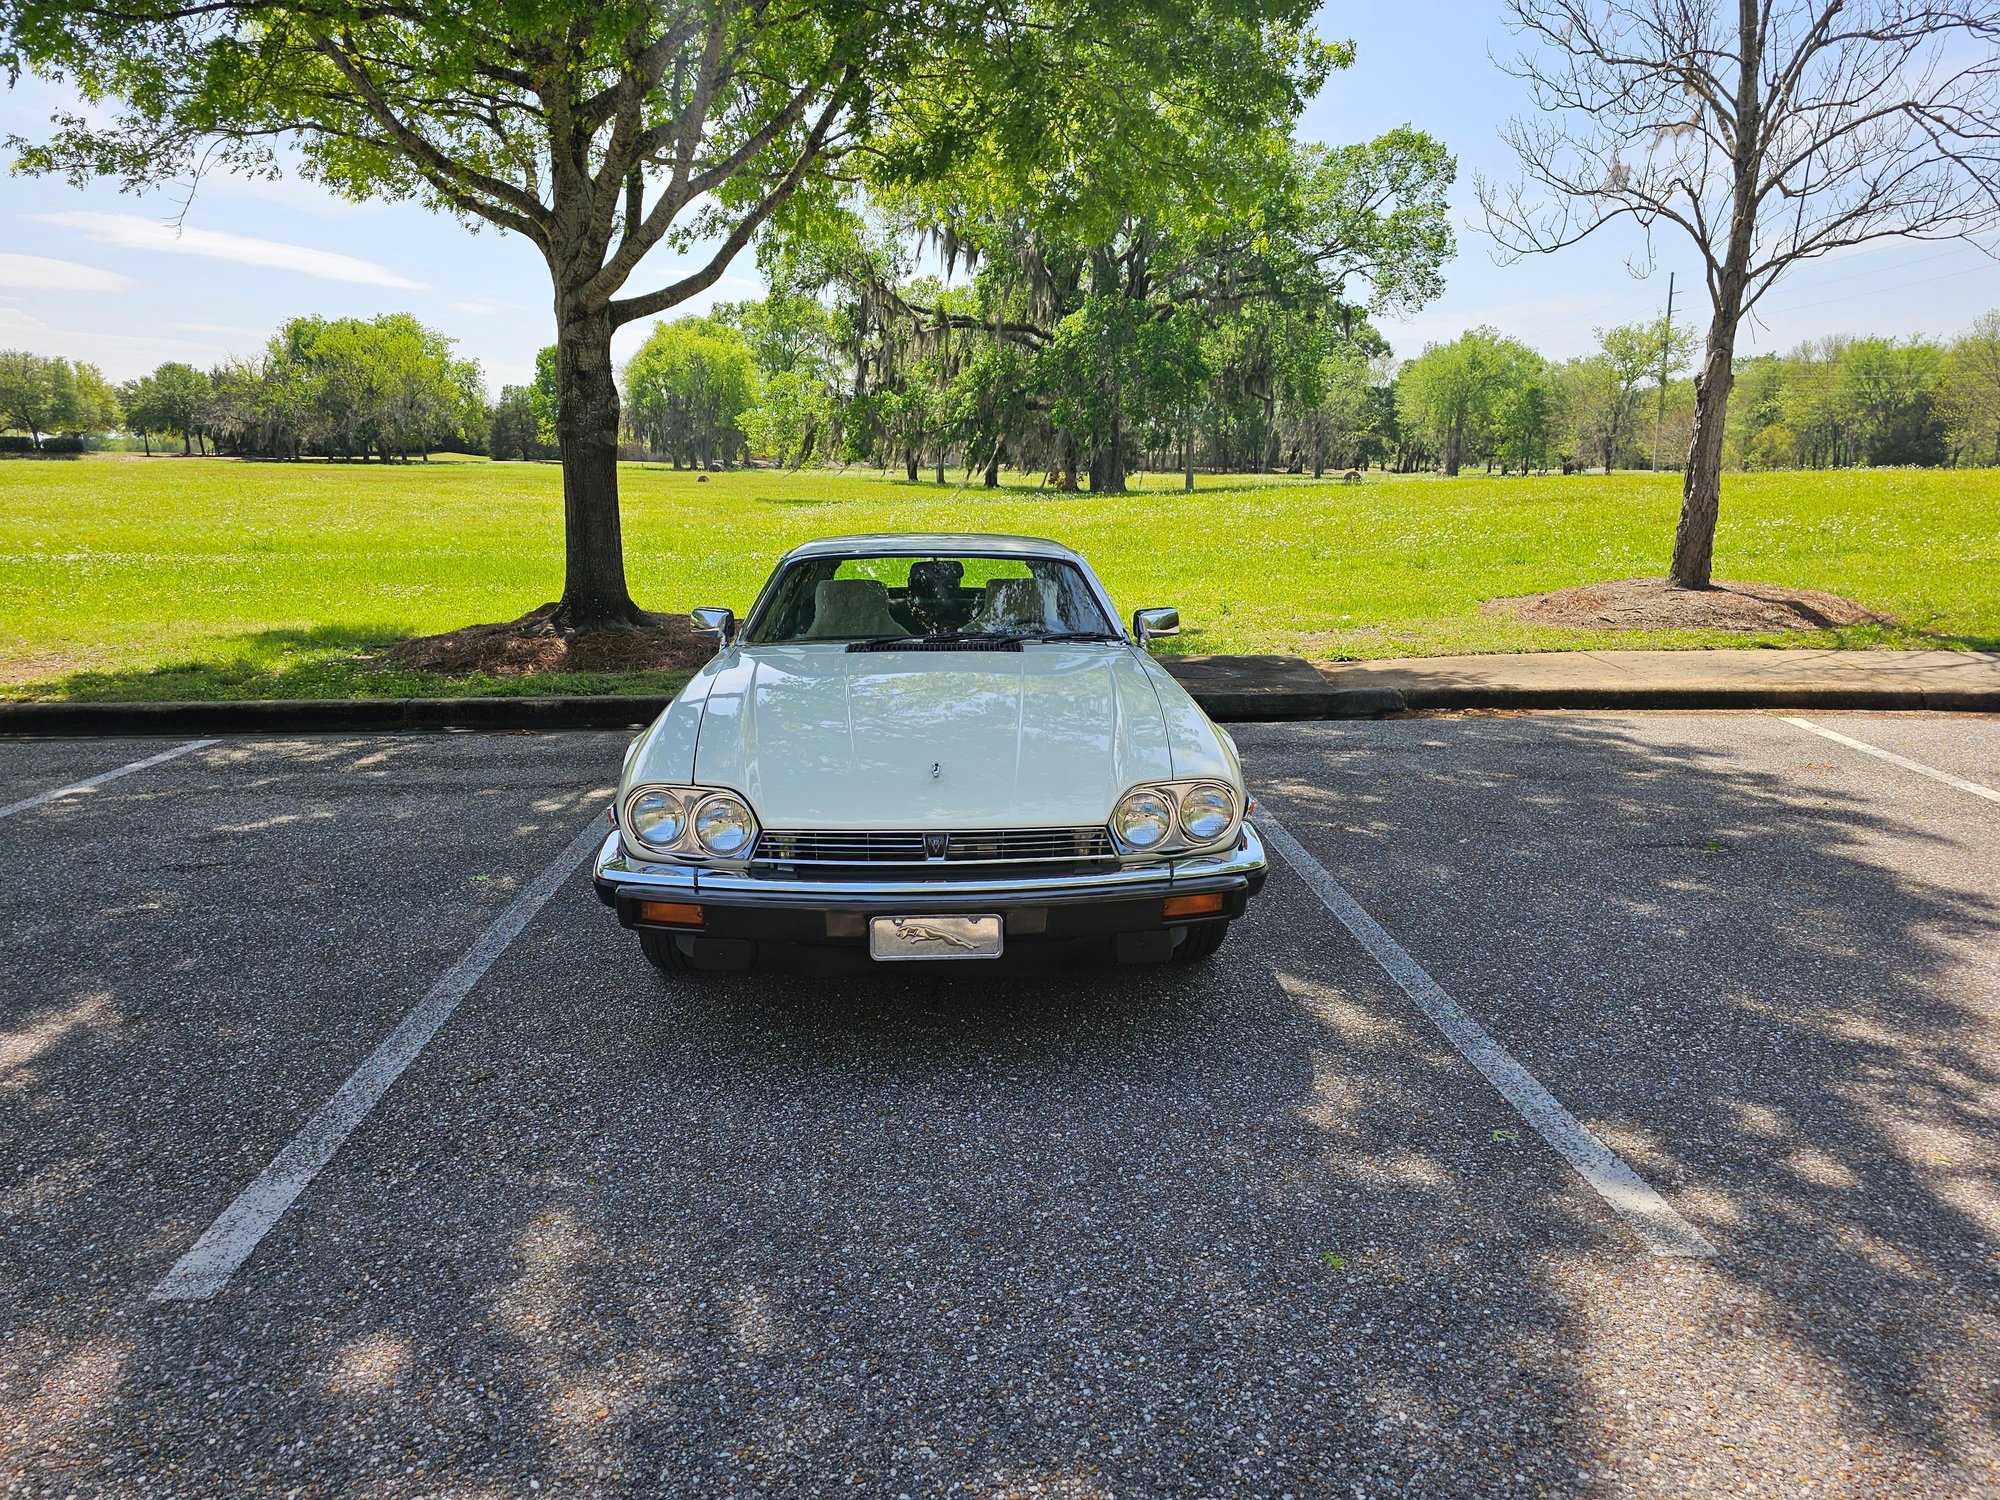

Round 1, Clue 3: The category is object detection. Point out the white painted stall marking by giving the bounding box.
[150,817,605,1302]
[0,739,220,821]
[1257,809,1715,1258]
[1782,717,2000,806]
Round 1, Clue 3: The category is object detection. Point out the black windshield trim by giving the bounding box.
[845,635,1026,654]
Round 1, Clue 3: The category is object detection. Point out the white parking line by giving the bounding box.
[150,817,606,1302]
[1257,810,1715,1259]
[0,739,220,821]
[1782,716,2000,805]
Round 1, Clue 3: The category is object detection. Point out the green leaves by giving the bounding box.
[0,350,119,444]
[622,318,761,469]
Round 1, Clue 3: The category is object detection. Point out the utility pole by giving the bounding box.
[1652,271,1675,473]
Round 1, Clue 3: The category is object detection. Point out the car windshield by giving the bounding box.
[743,553,1120,646]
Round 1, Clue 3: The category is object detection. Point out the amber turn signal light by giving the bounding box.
[636,900,705,926]
[1162,892,1226,919]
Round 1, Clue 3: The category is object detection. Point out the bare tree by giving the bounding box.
[1480,0,2000,588]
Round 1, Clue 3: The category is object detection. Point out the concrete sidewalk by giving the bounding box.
[1164,649,2000,719]
[1,649,1995,734]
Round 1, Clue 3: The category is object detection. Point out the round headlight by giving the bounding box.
[1112,788,1175,851]
[693,792,756,856]
[1179,783,1236,843]
[626,789,687,849]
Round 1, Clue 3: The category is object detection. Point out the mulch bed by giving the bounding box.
[377,603,714,677]
[1486,577,1894,633]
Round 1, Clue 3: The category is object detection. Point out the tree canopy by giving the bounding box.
[3,0,1335,627]
[0,350,118,448]
[621,317,759,470]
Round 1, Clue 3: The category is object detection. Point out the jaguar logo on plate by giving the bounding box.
[869,914,1004,960]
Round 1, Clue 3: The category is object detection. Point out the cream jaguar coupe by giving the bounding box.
[592,533,1267,972]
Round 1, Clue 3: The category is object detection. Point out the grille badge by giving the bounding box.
[924,833,949,859]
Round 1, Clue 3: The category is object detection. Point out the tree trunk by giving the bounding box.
[1088,441,1127,493]
[1089,408,1128,493]
[904,449,919,482]
[1669,299,1744,590]
[552,302,642,629]
[983,447,1000,488]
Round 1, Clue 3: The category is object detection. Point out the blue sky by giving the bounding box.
[2,2,1994,390]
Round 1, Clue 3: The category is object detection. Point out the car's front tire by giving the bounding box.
[1172,922,1230,962]
[638,930,696,973]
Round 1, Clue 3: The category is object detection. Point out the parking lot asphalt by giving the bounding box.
[2,713,1996,1498]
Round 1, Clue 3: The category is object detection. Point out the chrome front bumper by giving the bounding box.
[593,821,1267,964]
[592,820,1267,907]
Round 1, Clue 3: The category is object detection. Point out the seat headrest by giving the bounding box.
[804,578,904,639]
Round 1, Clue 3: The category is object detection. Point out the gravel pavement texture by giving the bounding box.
[2,714,1996,1497]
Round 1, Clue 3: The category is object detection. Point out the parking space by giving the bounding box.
[3,714,1997,1496]
[0,736,217,819]
[1243,713,2000,1495]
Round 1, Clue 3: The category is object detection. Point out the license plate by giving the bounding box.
[868,914,1004,961]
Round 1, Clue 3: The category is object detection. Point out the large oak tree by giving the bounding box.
[3,0,1320,625]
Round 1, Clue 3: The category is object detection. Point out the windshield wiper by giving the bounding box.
[844,629,1120,652]
[846,631,1025,653]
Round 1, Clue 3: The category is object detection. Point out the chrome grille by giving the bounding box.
[755,827,1114,866]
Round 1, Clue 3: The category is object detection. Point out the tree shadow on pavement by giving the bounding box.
[1243,712,2000,1492]
[2,714,1998,1495]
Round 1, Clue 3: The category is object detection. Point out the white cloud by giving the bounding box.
[446,296,534,317]
[31,210,425,290]
[0,307,231,378]
[199,169,384,218]
[162,321,261,335]
[0,253,135,293]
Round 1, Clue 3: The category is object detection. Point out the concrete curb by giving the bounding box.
[0,687,1406,735]
[1,679,1994,737]
[1382,684,2000,714]
[0,696,670,736]
[1187,687,1408,722]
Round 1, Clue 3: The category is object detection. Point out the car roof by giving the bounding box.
[778,532,1087,564]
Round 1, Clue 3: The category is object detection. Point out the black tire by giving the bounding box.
[638,929,696,973]
[1172,921,1229,962]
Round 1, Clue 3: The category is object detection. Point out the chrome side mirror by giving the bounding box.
[1132,606,1180,644]
[690,606,736,645]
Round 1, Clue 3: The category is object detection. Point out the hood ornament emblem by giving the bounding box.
[930,761,941,779]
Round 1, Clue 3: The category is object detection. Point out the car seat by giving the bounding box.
[969,576,1062,632]
[804,578,905,639]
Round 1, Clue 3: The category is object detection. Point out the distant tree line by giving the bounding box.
[545,299,2000,482]
[13,305,1998,478]
[1,313,485,460]
[1728,316,2000,471]
[0,351,119,451]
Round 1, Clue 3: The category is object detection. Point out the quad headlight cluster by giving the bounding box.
[622,784,759,859]
[1109,780,1242,855]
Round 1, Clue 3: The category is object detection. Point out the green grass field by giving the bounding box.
[2,454,1995,701]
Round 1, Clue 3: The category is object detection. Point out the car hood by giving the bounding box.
[678,644,1178,829]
